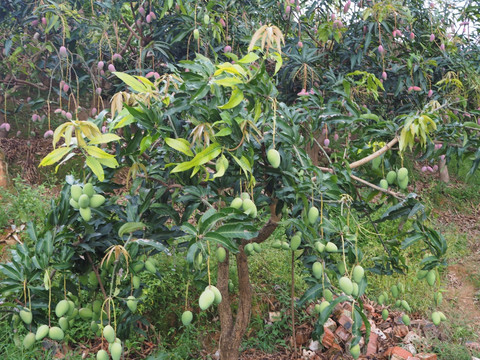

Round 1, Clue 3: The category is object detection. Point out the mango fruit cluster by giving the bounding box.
[70,183,105,221]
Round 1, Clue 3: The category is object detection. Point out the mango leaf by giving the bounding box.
[85,146,116,159]
[39,147,72,166]
[218,88,244,109]
[96,156,119,169]
[215,224,258,240]
[52,122,72,148]
[165,138,194,156]
[118,222,146,238]
[113,72,149,92]
[214,77,243,87]
[88,133,121,145]
[238,52,259,64]
[171,143,222,173]
[203,232,238,252]
[85,156,104,181]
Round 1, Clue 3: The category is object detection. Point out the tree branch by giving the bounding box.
[349,137,399,169]
[0,78,48,90]
[120,15,141,40]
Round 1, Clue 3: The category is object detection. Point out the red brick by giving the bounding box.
[366,332,378,355]
[416,354,437,360]
[337,313,353,331]
[386,346,413,359]
[324,317,337,331]
[335,325,351,342]
[321,327,335,348]
[343,302,353,312]
[407,357,420,360]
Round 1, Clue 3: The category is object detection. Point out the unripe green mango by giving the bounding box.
[20,308,33,325]
[432,311,441,326]
[267,148,281,168]
[80,207,92,221]
[199,289,215,310]
[97,349,109,360]
[352,265,365,283]
[352,283,359,297]
[379,179,388,190]
[145,260,156,274]
[339,277,353,295]
[397,167,408,181]
[323,289,333,302]
[133,276,141,289]
[325,242,338,252]
[307,206,319,224]
[231,197,243,209]
[434,292,443,306]
[272,240,282,249]
[391,285,399,298]
[281,241,290,250]
[49,326,64,341]
[67,300,75,316]
[111,342,122,360]
[382,309,389,320]
[216,247,226,262]
[23,332,36,349]
[417,270,428,279]
[79,307,93,320]
[78,194,90,208]
[252,243,261,253]
[93,300,102,314]
[83,183,95,197]
[395,299,402,307]
[315,242,325,253]
[372,156,381,170]
[181,310,193,326]
[386,170,397,184]
[71,185,83,202]
[91,321,99,333]
[203,14,210,24]
[378,294,385,305]
[290,235,301,251]
[69,198,79,209]
[90,194,105,208]
[337,262,346,275]
[207,285,222,305]
[312,262,323,279]
[35,324,49,341]
[319,300,330,313]
[242,199,257,218]
[55,299,70,318]
[132,261,144,273]
[383,291,389,302]
[127,296,137,312]
[314,304,321,314]
[350,344,360,359]
[103,324,116,343]
[401,300,411,312]
[193,29,200,39]
[244,243,254,255]
[228,279,234,292]
[59,317,69,331]
[402,314,411,326]
[397,283,405,293]
[240,192,250,201]
[398,176,409,190]
[426,270,436,286]
[88,271,98,287]
[439,311,446,321]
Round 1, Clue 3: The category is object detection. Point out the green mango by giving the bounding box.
[386,170,397,184]
[307,206,319,224]
[216,247,226,262]
[230,197,243,209]
[89,194,105,208]
[80,206,92,221]
[382,309,389,320]
[71,185,83,202]
[352,265,364,283]
[325,242,338,252]
[312,262,323,279]
[198,289,215,310]
[103,324,116,343]
[402,314,411,326]
[127,296,137,312]
[49,326,64,341]
[55,300,70,318]
[432,311,441,326]
[78,194,90,208]
[59,317,69,331]
[267,148,281,168]
[426,270,436,286]
[290,235,301,251]
[207,285,222,305]
[35,324,49,341]
[110,342,122,360]
[379,179,388,190]
[79,308,93,320]
[23,332,36,349]
[315,242,325,253]
[323,289,333,302]
[339,277,353,295]
[97,349,109,360]
[401,300,411,312]
[133,276,141,289]
[397,167,408,181]
[350,344,360,359]
[20,308,32,324]
[181,310,193,326]
[83,183,95,197]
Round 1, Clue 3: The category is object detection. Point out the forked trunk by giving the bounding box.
[217,247,252,360]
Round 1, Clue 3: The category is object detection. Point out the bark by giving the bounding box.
[439,157,449,183]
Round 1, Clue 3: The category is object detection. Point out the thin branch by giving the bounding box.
[0,78,48,90]
[85,252,107,299]
[350,137,399,169]
[120,15,141,40]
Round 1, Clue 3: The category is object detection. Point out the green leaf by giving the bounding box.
[118,222,146,238]
[218,88,244,109]
[171,143,222,173]
[85,146,116,159]
[39,147,72,166]
[85,156,105,181]
[214,77,243,87]
[88,133,121,145]
[238,52,259,64]
[204,232,238,252]
[165,138,194,156]
[215,224,258,240]
[113,72,149,92]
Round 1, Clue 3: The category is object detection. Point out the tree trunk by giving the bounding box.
[218,247,252,360]
[439,157,449,183]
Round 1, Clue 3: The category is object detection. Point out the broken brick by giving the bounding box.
[343,302,353,312]
[324,317,337,332]
[321,327,335,348]
[366,332,378,355]
[386,346,413,359]
[337,313,353,331]
[416,354,437,360]
[335,325,351,342]
[394,324,409,338]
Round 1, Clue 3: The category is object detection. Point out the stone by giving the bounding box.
[308,340,319,351]
[404,331,422,344]
[335,325,351,342]
[337,313,353,331]
[404,343,417,355]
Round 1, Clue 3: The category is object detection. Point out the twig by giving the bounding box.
[349,137,399,169]
[120,15,141,40]
[85,252,107,298]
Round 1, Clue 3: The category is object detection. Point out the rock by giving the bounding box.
[416,354,437,360]
[324,318,337,331]
[404,331,422,344]
[308,340,319,351]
